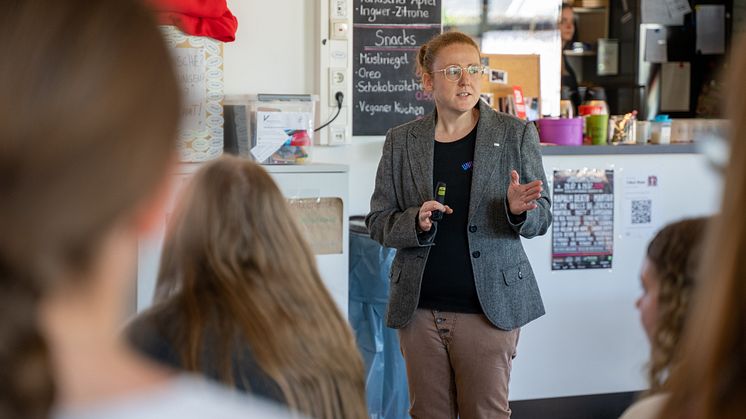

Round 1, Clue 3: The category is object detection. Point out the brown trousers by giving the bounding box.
[398,309,520,419]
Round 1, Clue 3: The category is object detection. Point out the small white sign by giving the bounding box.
[621,174,662,238]
[252,111,312,163]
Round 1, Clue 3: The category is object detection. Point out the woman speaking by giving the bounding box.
[366,31,552,419]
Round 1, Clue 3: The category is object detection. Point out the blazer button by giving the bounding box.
[469,225,477,233]
[518,271,523,279]
[472,251,481,258]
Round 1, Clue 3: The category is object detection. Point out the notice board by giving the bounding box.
[162,25,224,162]
[551,169,614,270]
[480,54,541,113]
[352,0,441,136]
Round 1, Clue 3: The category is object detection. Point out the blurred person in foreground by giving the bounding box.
[127,155,368,419]
[619,218,709,419]
[634,36,746,419]
[0,1,292,418]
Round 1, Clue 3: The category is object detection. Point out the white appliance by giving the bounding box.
[136,162,350,318]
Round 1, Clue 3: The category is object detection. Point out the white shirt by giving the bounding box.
[53,375,297,419]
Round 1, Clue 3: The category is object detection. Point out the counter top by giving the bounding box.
[177,161,349,175]
[540,143,698,156]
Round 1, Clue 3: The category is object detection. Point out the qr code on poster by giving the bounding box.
[631,199,652,224]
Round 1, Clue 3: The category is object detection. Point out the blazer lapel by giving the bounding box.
[407,113,436,203]
[468,101,506,221]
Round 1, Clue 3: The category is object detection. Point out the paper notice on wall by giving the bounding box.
[552,169,614,271]
[621,174,662,238]
[288,198,343,255]
[665,0,692,17]
[696,5,726,54]
[173,48,207,132]
[252,111,312,163]
[642,0,684,25]
[644,28,668,63]
[661,62,690,112]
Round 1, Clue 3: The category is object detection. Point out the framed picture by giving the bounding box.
[489,68,508,84]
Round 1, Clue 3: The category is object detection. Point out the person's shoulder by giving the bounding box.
[619,393,669,419]
[124,304,181,367]
[54,375,298,419]
[388,113,433,140]
[482,107,529,130]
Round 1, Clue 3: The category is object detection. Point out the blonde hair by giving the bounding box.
[660,37,746,419]
[643,218,708,394]
[0,0,179,418]
[416,31,481,81]
[150,155,367,419]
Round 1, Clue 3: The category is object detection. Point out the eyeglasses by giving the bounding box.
[431,64,486,82]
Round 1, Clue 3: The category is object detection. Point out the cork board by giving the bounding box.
[287,198,343,255]
[481,54,541,113]
[162,26,224,162]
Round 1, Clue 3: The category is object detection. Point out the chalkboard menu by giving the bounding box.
[352,0,441,136]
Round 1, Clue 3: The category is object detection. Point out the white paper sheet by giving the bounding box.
[644,28,668,63]
[642,0,684,25]
[665,0,692,17]
[622,174,662,238]
[251,111,311,163]
[597,39,619,76]
[661,62,691,112]
[696,5,726,54]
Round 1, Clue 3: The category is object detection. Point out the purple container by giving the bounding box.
[537,117,583,146]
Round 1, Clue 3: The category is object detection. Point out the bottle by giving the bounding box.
[650,114,672,144]
[578,86,609,116]
[579,87,609,145]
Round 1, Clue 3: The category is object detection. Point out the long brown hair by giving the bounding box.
[659,38,746,419]
[151,155,367,419]
[0,1,180,418]
[643,217,708,394]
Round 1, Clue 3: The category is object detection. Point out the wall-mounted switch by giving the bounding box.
[330,20,348,40]
[331,0,347,19]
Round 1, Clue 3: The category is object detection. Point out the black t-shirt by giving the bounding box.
[127,305,287,405]
[418,123,482,314]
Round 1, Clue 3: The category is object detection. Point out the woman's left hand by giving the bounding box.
[507,170,543,215]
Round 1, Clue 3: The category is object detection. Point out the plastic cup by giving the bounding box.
[635,121,650,144]
[586,114,609,145]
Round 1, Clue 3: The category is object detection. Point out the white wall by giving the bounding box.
[511,153,721,400]
[224,0,316,95]
[224,0,383,216]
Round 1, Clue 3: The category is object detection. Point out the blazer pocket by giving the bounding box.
[389,264,402,284]
[502,261,529,286]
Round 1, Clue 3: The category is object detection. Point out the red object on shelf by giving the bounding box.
[289,131,312,147]
[512,86,527,120]
[148,0,238,42]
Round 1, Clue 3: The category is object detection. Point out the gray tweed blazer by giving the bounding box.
[365,100,552,330]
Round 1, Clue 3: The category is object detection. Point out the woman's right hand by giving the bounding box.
[417,201,453,232]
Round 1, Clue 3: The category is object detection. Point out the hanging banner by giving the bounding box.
[552,169,614,270]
